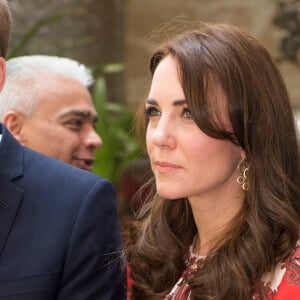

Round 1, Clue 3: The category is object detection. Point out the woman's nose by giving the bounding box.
[151,118,176,149]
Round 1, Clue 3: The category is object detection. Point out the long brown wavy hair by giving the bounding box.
[126,23,300,300]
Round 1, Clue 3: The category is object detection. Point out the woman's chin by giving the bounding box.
[157,189,183,200]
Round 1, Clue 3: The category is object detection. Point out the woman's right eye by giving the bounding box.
[144,106,161,117]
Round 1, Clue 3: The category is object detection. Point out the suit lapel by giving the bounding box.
[0,179,23,255]
[0,124,24,255]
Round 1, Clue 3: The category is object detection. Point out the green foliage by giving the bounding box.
[273,0,300,114]
[273,0,300,63]
[92,75,143,184]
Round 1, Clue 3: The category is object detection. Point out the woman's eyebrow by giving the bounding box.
[146,98,157,105]
[173,99,186,106]
[146,99,187,106]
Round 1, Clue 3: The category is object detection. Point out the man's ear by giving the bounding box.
[0,57,6,92]
[2,111,27,145]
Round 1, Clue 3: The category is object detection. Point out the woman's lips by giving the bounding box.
[155,161,182,173]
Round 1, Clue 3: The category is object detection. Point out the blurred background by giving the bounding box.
[7,0,300,189]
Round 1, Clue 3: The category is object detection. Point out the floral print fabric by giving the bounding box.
[165,240,300,300]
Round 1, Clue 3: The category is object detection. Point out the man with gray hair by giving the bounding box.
[0,55,102,171]
[0,1,125,298]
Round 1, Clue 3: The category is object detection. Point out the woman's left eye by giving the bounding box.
[182,108,193,119]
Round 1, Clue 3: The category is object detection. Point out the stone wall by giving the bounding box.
[7,0,300,112]
[125,0,300,111]
[8,0,125,103]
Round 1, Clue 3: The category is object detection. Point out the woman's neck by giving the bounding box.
[188,187,244,256]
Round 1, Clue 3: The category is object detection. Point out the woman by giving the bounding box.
[126,23,300,299]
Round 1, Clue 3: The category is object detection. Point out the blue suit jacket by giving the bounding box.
[0,124,126,299]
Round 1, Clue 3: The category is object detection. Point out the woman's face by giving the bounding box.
[145,55,244,202]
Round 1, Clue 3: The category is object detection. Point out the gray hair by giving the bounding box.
[0,55,94,118]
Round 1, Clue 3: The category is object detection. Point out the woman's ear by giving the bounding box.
[2,111,27,145]
[239,148,246,160]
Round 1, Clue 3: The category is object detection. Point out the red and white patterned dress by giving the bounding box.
[165,240,300,299]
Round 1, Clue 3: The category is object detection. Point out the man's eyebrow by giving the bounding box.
[58,110,98,122]
[146,98,187,106]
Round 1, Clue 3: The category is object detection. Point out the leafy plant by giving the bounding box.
[273,0,300,63]
[273,0,300,114]
[92,74,143,184]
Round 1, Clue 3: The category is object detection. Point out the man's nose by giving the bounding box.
[85,128,103,150]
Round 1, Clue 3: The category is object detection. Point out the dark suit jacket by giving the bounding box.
[0,124,126,299]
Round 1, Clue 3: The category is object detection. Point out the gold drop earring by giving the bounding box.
[237,158,249,191]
